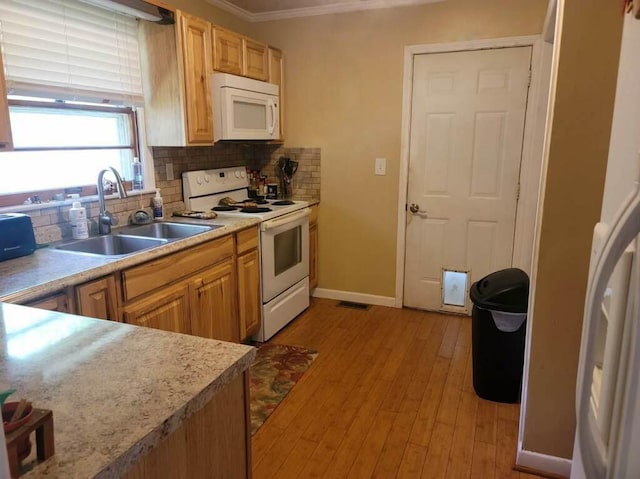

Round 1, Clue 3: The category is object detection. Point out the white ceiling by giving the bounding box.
[206,0,446,22]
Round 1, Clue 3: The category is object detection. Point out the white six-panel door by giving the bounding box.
[403,47,532,312]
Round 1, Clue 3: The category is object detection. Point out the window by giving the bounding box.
[0,0,154,198]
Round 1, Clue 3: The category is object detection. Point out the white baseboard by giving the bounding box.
[312,288,398,308]
[517,448,572,477]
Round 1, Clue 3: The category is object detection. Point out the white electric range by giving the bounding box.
[182,167,310,342]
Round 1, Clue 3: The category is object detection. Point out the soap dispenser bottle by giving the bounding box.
[152,189,164,221]
[69,201,89,239]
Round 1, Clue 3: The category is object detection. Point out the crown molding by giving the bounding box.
[206,0,446,23]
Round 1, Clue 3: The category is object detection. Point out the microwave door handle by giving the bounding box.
[268,99,276,136]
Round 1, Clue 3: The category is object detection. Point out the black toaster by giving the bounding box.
[0,213,37,262]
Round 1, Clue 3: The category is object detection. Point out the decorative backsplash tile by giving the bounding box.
[6,143,321,244]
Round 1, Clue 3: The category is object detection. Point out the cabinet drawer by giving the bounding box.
[122,236,234,301]
[236,226,258,255]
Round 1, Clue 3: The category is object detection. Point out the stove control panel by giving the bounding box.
[183,167,249,198]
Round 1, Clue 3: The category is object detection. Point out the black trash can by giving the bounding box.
[469,268,529,403]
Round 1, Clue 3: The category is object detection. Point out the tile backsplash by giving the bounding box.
[8,143,321,244]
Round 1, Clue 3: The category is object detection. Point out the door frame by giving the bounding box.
[395,35,548,307]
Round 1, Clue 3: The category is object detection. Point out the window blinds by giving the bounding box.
[0,0,144,105]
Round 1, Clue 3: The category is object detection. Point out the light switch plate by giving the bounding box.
[166,162,174,181]
[375,158,386,176]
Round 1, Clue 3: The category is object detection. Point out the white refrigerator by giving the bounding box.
[571,13,640,479]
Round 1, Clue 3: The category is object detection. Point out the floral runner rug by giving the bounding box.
[249,343,318,435]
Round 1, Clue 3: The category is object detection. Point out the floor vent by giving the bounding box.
[337,301,371,310]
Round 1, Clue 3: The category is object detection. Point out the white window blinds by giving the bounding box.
[0,0,144,105]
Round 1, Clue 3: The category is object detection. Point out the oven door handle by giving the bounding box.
[261,208,311,231]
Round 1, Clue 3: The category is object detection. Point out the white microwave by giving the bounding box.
[211,73,280,142]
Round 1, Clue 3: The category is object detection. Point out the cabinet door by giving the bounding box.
[76,276,119,321]
[212,27,243,75]
[0,52,13,151]
[309,205,319,290]
[243,39,268,81]
[26,292,72,313]
[237,249,261,340]
[124,283,191,334]
[309,223,318,290]
[178,12,213,144]
[268,47,284,139]
[190,259,239,342]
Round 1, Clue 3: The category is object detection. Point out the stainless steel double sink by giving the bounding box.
[55,222,220,257]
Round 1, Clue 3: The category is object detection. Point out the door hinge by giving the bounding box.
[516,182,521,201]
[528,69,532,87]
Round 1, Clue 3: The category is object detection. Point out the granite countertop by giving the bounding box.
[0,302,255,478]
[0,216,261,304]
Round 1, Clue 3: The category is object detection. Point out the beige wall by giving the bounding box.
[251,0,548,297]
[523,0,623,459]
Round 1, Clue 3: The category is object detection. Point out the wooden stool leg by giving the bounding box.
[6,442,19,478]
[36,416,55,460]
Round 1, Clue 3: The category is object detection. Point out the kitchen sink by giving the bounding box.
[56,235,168,256]
[119,222,218,239]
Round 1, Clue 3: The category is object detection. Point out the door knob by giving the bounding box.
[409,203,428,216]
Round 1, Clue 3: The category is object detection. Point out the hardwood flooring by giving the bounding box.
[251,298,542,479]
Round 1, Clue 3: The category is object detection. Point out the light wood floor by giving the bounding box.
[251,298,542,479]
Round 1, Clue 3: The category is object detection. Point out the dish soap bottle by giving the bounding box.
[132,157,143,190]
[69,201,89,239]
[152,189,164,221]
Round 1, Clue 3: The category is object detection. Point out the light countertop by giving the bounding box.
[0,216,261,304]
[0,302,255,478]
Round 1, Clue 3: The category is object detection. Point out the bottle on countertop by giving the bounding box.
[152,189,164,221]
[69,201,89,239]
[132,157,143,190]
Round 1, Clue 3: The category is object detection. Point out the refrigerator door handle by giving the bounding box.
[577,183,640,478]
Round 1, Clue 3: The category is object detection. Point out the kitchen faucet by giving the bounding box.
[97,167,128,235]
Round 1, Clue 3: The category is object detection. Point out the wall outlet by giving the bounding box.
[375,158,387,176]
[166,162,174,181]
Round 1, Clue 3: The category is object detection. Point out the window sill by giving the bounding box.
[0,189,156,215]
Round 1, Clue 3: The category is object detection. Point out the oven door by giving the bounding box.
[260,208,310,303]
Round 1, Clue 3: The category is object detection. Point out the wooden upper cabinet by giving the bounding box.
[243,39,268,81]
[0,52,13,151]
[211,26,268,81]
[178,12,214,144]
[138,10,213,146]
[268,47,284,139]
[212,26,243,75]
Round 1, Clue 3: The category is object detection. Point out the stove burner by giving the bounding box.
[271,200,295,206]
[212,206,239,211]
[240,207,272,213]
[245,198,269,205]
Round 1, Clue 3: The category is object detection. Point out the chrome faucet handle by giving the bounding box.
[98,211,118,235]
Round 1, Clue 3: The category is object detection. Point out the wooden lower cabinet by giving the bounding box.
[123,282,192,335]
[25,291,73,313]
[237,248,261,340]
[124,372,250,479]
[75,275,118,321]
[309,205,319,290]
[190,258,238,342]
